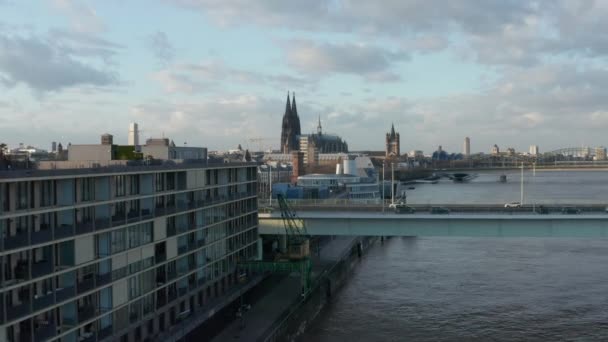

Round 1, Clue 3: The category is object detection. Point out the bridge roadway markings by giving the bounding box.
[258,212,608,238]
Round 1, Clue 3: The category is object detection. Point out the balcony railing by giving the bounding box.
[155,253,166,264]
[77,277,95,294]
[33,292,55,311]
[5,231,28,250]
[111,213,126,227]
[141,208,153,220]
[31,228,52,245]
[55,224,74,239]
[94,218,111,231]
[78,305,96,323]
[32,260,53,278]
[79,331,96,342]
[98,326,113,340]
[127,211,140,223]
[34,323,57,342]
[6,301,31,321]
[75,221,94,235]
[56,286,76,302]
[96,273,112,287]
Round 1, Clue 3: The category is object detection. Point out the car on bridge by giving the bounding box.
[504,202,522,208]
[562,207,581,214]
[390,202,416,214]
[431,207,450,214]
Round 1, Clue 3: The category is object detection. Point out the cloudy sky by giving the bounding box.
[1,1,608,153]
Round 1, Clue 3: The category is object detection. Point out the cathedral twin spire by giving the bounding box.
[280,91,301,153]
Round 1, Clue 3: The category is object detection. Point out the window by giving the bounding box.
[111,229,126,254]
[114,175,126,197]
[128,275,141,299]
[80,178,95,202]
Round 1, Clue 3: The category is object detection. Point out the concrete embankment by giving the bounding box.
[263,236,377,342]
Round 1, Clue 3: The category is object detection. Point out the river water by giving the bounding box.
[405,169,608,205]
[302,171,608,341]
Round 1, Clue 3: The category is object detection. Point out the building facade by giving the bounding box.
[529,145,539,156]
[128,124,139,147]
[0,163,258,342]
[463,137,470,158]
[491,144,500,155]
[595,146,607,161]
[385,124,400,157]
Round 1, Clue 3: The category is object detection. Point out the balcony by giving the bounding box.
[31,227,52,245]
[14,262,30,281]
[6,301,31,321]
[75,221,94,235]
[168,290,177,302]
[78,305,96,323]
[79,331,96,342]
[33,292,55,311]
[127,210,140,223]
[5,231,28,250]
[55,224,74,239]
[155,252,166,264]
[167,269,177,281]
[111,213,126,227]
[156,291,167,309]
[141,208,153,220]
[94,218,110,231]
[98,326,113,340]
[34,323,57,342]
[77,277,95,294]
[32,260,53,278]
[55,286,76,303]
[96,273,112,287]
[178,244,187,255]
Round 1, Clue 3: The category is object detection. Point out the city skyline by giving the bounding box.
[2,1,608,153]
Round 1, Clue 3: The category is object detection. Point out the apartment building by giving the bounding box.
[0,162,259,342]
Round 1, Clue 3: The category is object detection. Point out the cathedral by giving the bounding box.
[385,123,400,157]
[280,92,348,156]
[280,92,301,153]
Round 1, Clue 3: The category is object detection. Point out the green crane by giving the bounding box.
[239,194,312,294]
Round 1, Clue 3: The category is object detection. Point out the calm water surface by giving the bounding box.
[303,171,608,341]
[406,170,608,204]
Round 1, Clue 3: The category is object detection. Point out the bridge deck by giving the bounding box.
[259,212,608,238]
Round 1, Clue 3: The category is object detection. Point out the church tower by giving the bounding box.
[386,123,400,157]
[280,92,301,153]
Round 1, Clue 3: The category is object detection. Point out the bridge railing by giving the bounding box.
[258,199,608,214]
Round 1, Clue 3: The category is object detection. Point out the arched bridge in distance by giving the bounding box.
[258,205,608,238]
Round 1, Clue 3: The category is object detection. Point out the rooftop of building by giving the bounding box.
[0,159,254,180]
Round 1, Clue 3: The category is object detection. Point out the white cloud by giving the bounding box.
[52,0,105,34]
[284,40,407,80]
[0,33,119,92]
[147,31,175,65]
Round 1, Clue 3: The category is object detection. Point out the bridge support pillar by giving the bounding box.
[256,238,263,261]
[278,234,287,253]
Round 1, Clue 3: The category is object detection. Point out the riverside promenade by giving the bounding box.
[212,236,357,342]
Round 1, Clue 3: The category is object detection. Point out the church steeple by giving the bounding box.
[390,123,396,139]
[284,92,292,118]
[280,91,301,153]
[292,92,301,135]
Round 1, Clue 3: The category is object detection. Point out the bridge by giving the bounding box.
[258,204,608,238]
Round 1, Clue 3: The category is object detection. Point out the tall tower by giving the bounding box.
[129,122,140,146]
[464,137,470,158]
[280,92,301,153]
[385,123,400,157]
[317,115,322,135]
